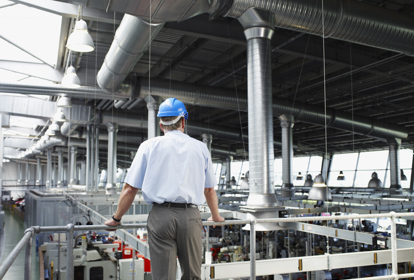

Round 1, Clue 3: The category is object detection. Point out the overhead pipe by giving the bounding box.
[225,0,414,56]
[279,115,295,197]
[97,14,164,93]
[135,78,408,140]
[2,79,407,141]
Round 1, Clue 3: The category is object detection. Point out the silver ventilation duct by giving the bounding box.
[279,114,295,197]
[136,78,408,140]
[97,15,164,93]
[388,138,402,190]
[225,0,414,56]
[1,80,407,141]
[239,8,277,209]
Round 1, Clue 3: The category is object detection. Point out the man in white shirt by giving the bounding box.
[105,98,224,280]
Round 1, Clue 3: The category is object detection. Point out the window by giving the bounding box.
[328,153,359,187]
[354,150,388,188]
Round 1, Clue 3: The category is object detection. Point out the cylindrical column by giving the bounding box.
[239,9,277,207]
[250,221,256,280]
[36,157,42,185]
[90,126,95,189]
[106,123,118,191]
[279,114,295,197]
[390,212,398,277]
[70,146,77,186]
[17,163,22,185]
[201,133,213,155]
[46,150,52,189]
[66,223,75,280]
[80,161,86,185]
[388,138,402,190]
[86,125,91,191]
[57,150,63,187]
[25,162,30,185]
[24,230,33,280]
[94,127,99,191]
[147,101,160,139]
[226,156,233,189]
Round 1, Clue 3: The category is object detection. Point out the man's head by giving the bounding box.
[157,98,188,132]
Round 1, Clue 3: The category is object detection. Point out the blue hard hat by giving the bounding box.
[157,98,188,120]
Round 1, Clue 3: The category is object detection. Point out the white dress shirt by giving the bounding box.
[124,130,216,205]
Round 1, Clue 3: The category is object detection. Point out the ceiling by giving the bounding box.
[1,0,414,167]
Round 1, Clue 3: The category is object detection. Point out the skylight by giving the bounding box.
[0,2,62,66]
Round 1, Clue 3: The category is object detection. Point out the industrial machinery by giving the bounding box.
[40,233,146,280]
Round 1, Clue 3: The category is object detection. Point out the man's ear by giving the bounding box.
[182,118,185,129]
[159,123,164,132]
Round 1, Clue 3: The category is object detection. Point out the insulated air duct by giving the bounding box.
[388,138,402,190]
[225,0,414,56]
[279,115,295,197]
[97,15,164,93]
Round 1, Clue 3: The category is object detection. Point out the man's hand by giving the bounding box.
[104,219,121,231]
[207,215,225,228]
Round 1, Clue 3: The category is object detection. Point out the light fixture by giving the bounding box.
[337,171,345,180]
[296,172,303,180]
[308,174,332,201]
[57,96,72,108]
[61,65,81,88]
[401,169,408,181]
[368,172,382,189]
[66,19,95,53]
[46,128,56,136]
[53,108,66,122]
[303,174,313,187]
[49,121,61,132]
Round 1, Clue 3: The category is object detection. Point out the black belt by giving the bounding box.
[153,202,198,208]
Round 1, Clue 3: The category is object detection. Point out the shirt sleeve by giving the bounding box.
[124,143,148,189]
[204,147,217,188]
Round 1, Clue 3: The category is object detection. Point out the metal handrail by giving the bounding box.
[0,211,413,280]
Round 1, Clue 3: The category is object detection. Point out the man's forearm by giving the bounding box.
[204,188,221,220]
[114,183,138,219]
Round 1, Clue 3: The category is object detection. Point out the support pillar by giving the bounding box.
[279,115,295,197]
[80,161,86,185]
[46,149,52,189]
[201,133,213,155]
[86,124,91,192]
[239,9,277,207]
[25,162,30,185]
[94,127,99,191]
[17,163,22,185]
[36,157,42,185]
[388,138,402,191]
[106,123,118,194]
[57,150,63,187]
[69,146,77,186]
[145,96,162,139]
[226,156,233,190]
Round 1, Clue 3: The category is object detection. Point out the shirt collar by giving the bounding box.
[165,130,184,135]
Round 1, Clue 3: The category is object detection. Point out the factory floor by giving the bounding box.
[2,209,39,280]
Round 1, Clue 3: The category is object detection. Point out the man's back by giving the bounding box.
[126,130,216,205]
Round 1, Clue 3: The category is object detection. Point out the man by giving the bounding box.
[105,98,225,280]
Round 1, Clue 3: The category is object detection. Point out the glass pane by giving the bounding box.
[292,157,310,174]
[331,153,359,171]
[274,158,282,173]
[231,161,243,183]
[400,149,413,169]
[401,168,411,189]
[274,172,283,186]
[354,170,386,188]
[357,151,388,170]
[328,170,355,187]
[308,156,323,172]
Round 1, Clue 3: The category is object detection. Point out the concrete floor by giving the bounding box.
[2,209,39,280]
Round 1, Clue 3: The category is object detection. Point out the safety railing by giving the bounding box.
[1,212,414,280]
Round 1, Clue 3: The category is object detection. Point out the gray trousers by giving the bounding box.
[148,205,202,280]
